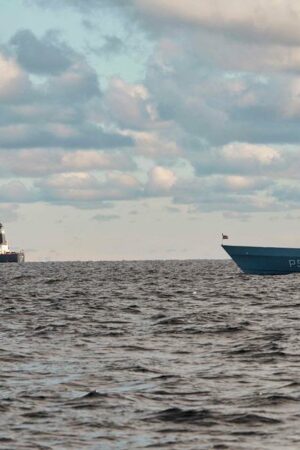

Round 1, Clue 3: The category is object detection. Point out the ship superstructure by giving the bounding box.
[0,223,24,263]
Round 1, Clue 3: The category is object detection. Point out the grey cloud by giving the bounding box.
[0,204,20,222]
[100,35,125,55]
[223,212,252,222]
[268,183,300,210]
[146,47,300,146]
[134,1,300,46]
[173,191,279,213]
[47,62,101,101]
[0,103,81,127]
[272,183,300,203]
[92,213,120,221]
[0,150,136,177]
[168,176,280,213]
[10,29,74,75]
[283,213,300,220]
[0,123,132,150]
[87,36,125,60]
[0,181,38,203]
[165,206,180,213]
[28,0,128,11]
[0,34,134,153]
[30,0,300,48]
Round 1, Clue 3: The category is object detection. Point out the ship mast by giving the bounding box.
[0,223,9,254]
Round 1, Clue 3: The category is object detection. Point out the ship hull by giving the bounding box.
[0,252,25,263]
[222,244,300,275]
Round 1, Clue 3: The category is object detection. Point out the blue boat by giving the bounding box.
[222,244,300,275]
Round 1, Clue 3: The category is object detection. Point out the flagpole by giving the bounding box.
[222,233,229,245]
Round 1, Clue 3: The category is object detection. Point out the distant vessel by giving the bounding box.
[222,244,300,275]
[0,223,24,263]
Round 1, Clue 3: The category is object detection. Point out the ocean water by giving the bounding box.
[1,260,300,449]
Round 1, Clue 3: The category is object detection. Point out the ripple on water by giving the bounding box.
[1,259,300,449]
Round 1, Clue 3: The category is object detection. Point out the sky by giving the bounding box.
[2,0,300,261]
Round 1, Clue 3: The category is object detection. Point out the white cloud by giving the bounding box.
[0,53,29,101]
[225,176,259,191]
[39,172,99,190]
[103,77,155,129]
[221,143,281,165]
[36,171,143,205]
[106,172,140,189]
[147,166,177,192]
[127,130,181,157]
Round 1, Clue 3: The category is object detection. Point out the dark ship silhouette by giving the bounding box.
[0,223,24,263]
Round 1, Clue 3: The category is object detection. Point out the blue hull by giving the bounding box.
[0,252,25,263]
[222,244,300,275]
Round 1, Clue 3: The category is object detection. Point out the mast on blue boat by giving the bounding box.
[222,233,229,245]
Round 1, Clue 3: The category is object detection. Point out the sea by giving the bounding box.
[1,259,300,450]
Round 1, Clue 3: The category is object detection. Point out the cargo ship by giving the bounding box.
[0,223,24,263]
[222,244,300,275]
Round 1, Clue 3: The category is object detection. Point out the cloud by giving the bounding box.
[128,130,181,158]
[47,60,101,101]
[134,0,300,46]
[145,42,300,147]
[165,174,279,213]
[36,171,143,206]
[103,78,155,130]
[221,143,280,165]
[0,181,37,203]
[10,29,74,75]
[0,149,135,177]
[0,37,133,150]
[0,122,131,150]
[60,150,135,172]
[29,0,127,12]
[26,0,126,13]
[99,35,125,55]
[30,0,300,75]
[92,213,120,221]
[272,183,300,204]
[0,204,20,222]
[193,142,283,176]
[223,211,251,222]
[0,53,30,102]
[147,166,177,193]
[31,0,300,47]
[5,1,300,216]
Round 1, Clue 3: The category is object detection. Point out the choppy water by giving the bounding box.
[1,260,300,449]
